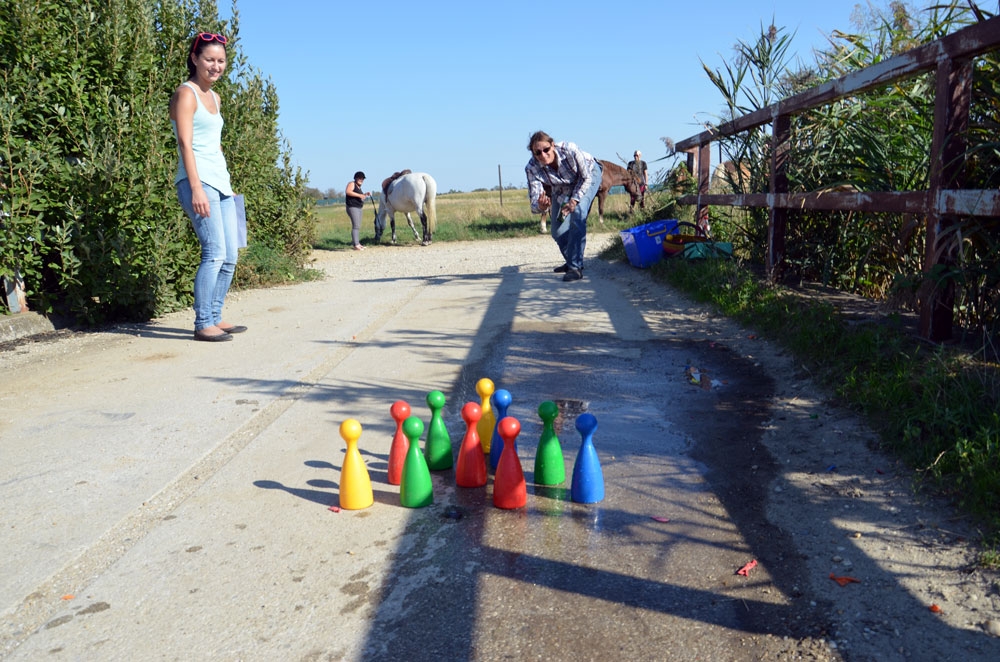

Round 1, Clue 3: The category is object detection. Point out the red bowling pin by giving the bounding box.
[493,416,526,509]
[456,402,487,488]
[387,400,411,485]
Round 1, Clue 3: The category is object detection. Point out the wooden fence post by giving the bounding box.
[697,142,711,232]
[919,58,973,342]
[768,114,790,280]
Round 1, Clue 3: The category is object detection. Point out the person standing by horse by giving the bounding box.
[525,131,602,282]
[170,31,246,342]
[345,171,372,250]
[627,150,648,196]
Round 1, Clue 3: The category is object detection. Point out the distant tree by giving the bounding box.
[324,187,343,199]
[303,187,324,199]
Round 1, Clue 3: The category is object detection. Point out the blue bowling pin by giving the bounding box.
[571,412,604,503]
[488,389,512,473]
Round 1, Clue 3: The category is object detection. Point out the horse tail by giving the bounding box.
[422,173,437,233]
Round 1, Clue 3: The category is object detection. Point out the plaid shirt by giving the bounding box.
[525,141,599,214]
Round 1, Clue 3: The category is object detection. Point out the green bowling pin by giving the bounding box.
[424,390,453,470]
[534,400,565,485]
[400,416,433,508]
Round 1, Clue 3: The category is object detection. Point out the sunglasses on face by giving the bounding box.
[533,146,552,157]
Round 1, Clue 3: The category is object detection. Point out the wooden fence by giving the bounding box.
[675,16,1000,342]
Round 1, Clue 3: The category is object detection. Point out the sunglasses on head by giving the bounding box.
[191,32,227,50]
[533,146,552,157]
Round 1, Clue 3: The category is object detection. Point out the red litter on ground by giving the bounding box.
[829,572,860,586]
[328,505,341,513]
[650,516,670,523]
[736,559,758,576]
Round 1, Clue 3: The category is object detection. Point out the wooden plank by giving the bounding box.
[677,189,1000,216]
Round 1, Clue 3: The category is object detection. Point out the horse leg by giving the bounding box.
[539,212,547,234]
[597,190,605,224]
[390,214,398,244]
[405,212,420,241]
[419,211,431,246]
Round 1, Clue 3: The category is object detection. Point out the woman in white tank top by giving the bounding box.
[169,32,246,342]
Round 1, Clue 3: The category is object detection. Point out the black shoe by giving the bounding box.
[194,330,233,342]
[553,263,569,273]
[562,268,583,282]
[218,325,247,334]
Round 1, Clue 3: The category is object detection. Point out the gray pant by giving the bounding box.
[346,206,363,246]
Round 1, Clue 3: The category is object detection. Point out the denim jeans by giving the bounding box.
[176,180,239,331]
[550,161,602,271]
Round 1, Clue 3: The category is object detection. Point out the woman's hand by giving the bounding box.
[537,191,551,213]
[191,184,211,217]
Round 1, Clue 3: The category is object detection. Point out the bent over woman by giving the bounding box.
[525,130,602,282]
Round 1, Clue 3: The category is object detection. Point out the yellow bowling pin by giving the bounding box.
[476,378,496,454]
[339,419,374,510]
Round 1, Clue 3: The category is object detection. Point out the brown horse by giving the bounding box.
[596,159,643,223]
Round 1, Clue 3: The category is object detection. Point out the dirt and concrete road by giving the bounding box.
[1,234,998,661]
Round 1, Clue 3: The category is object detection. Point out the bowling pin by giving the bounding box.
[387,400,411,485]
[455,402,487,488]
[571,412,604,503]
[493,416,526,509]
[424,390,453,470]
[489,389,512,473]
[475,378,496,454]
[534,400,565,485]
[400,415,433,508]
[338,419,374,510]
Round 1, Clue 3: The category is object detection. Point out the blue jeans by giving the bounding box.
[550,161,602,271]
[177,180,239,331]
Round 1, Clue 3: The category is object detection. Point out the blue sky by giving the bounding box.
[220,0,880,193]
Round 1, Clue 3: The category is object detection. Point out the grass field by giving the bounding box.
[312,188,644,250]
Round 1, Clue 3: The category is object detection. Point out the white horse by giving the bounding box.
[376,172,438,245]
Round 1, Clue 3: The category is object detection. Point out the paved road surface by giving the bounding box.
[2,234,997,661]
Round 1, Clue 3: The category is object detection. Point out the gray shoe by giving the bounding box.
[562,268,583,282]
[194,330,233,342]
